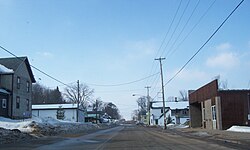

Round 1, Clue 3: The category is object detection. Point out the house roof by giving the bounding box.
[151,101,189,109]
[32,104,77,110]
[0,64,14,74]
[0,57,36,83]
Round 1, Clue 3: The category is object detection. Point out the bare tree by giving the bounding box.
[64,83,94,109]
[219,79,228,90]
[179,90,188,101]
[136,96,147,111]
[103,102,121,119]
[131,109,139,121]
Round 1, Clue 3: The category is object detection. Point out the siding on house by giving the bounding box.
[0,57,35,119]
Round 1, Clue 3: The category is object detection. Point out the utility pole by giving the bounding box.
[145,86,151,125]
[155,57,166,129]
[96,99,98,124]
[77,80,80,122]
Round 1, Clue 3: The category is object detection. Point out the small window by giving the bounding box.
[26,81,30,92]
[17,77,20,89]
[16,97,20,109]
[2,99,6,108]
[26,99,29,111]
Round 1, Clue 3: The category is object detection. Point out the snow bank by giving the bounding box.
[227,126,250,133]
[0,116,99,136]
[0,64,14,73]
[0,117,33,132]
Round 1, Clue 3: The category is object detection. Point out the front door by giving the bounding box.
[0,95,8,117]
[211,105,217,129]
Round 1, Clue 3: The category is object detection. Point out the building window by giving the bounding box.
[17,77,21,89]
[26,99,29,111]
[16,97,20,109]
[26,81,30,92]
[2,99,6,108]
[202,108,205,121]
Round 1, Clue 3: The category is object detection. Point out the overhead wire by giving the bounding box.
[0,46,160,88]
[150,0,244,102]
[0,45,73,88]
[145,0,183,87]
[86,72,160,87]
[166,0,217,60]
[164,0,244,87]
[159,0,190,57]
[164,0,200,59]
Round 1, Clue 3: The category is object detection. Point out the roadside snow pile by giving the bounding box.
[0,117,33,132]
[0,116,100,136]
[166,123,189,129]
[227,126,250,133]
[0,116,102,144]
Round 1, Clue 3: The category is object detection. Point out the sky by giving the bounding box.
[0,0,250,120]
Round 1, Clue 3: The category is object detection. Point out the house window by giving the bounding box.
[16,96,20,109]
[26,81,30,92]
[17,77,21,89]
[2,99,6,108]
[26,99,29,111]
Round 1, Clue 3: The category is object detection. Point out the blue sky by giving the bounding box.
[0,0,250,120]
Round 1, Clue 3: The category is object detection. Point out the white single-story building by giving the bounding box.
[32,104,85,122]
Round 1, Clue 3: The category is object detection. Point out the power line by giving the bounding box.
[164,0,244,87]
[0,45,73,88]
[165,0,217,60]
[145,0,183,86]
[0,45,160,88]
[159,0,190,57]
[151,0,244,101]
[164,0,200,59]
[86,72,160,87]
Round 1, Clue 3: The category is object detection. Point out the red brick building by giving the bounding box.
[189,80,250,130]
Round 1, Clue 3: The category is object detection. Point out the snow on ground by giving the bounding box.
[0,117,34,132]
[0,116,104,144]
[227,126,250,133]
[0,116,99,135]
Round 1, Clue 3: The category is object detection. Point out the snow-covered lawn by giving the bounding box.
[227,126,250,133]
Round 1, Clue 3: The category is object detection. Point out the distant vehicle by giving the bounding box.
[136,121,144,126]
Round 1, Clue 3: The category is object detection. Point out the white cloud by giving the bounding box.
[125,39,157,59]
[206,52,239,69]
[168,69,210,82]
[37,52,54,58]
[216,42,232,51]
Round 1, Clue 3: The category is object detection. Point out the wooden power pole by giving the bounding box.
[155,57,166,129]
